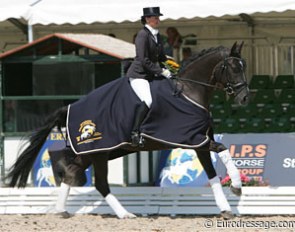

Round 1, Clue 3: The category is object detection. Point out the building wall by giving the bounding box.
[2,19,295,52]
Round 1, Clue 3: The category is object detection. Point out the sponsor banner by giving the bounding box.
[33,132,92,187]
[157,135,222,187]
[218,143,266,181]
[158,133,295,187]
[217,133,295,186]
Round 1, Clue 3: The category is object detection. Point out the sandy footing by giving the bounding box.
[0,214,294,232]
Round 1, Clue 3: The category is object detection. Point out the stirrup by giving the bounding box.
[131,132,140,147]
[138,136,145,147]
[131,132,144,147]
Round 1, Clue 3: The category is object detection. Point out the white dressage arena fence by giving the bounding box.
[0,187,294,216]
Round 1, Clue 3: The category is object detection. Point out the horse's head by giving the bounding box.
[178,43,249,107]
[215,42,249,106]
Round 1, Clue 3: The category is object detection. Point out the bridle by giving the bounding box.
[172,56,248,96]
[219,57,248,96]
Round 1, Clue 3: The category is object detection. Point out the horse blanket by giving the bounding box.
[67,77,211,154]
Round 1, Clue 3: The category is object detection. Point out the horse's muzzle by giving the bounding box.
[240,95,249,106]
[235,87,250,106]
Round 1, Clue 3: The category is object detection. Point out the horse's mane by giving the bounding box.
[180,46,228,72]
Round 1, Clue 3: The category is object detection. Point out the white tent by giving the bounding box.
[2,0,295,25]
[2,0,295,43]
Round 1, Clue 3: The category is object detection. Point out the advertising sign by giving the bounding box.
[33,132,92,187]
[157,135,222,187]
[228,143,266,181]
[158,133,295,187]
[217,133,295,186]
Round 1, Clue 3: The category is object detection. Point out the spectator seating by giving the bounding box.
[211,90,226,104]
[276,89,295,105]
[251,89,277,107]
[249,75,272,89]
[211,74,295,133]
[216,117,240,133]
[241,117,266,133]
[273,75,294,89]
[265,117,292,132]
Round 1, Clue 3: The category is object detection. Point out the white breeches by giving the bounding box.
[129,78,152,108]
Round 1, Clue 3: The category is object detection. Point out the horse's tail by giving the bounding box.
[5,106,68,188]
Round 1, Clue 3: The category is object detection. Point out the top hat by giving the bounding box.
[142,7,163,17]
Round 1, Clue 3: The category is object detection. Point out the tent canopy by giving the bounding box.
[2,0,295,25]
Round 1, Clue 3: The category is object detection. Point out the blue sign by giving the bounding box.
[157,135,222,187]
[217,133,295,186]
[33,132,92,187]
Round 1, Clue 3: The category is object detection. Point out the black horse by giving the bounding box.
[6,42,249,219]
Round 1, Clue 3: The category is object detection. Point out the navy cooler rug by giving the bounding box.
[67,77,211,154]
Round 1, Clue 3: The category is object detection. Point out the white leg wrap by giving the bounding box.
[55,182,70,212]
[218,149,241,188]
[105,194,129,219]
[209,176,231,212]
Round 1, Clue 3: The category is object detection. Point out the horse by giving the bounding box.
[5,42,249,220]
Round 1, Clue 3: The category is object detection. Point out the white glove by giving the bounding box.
[161,68,172,79]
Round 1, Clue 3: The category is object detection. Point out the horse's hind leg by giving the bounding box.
[90,154,136,219]
[196,150,234,219]
[50,148,92,218]
[210,141,242,196]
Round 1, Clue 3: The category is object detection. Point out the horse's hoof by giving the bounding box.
[55,211,73,219]
[221,210,234,220]
[122,212,137,219]
[230,185,242,196]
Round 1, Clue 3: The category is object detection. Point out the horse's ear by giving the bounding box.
[237,41,244,54]
[230,41,238,56]
[230,41,244,57]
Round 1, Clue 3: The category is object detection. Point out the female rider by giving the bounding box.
[127,7,172,146]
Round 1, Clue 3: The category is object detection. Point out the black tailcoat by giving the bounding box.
[127,27,167,79]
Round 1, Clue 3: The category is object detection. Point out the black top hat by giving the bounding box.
[142,7,163,17]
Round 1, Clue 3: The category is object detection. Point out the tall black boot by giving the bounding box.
[131,102,149,147]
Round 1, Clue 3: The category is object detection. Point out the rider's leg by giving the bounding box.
[129,78,152,146]
[129,78,152,108]
[90,154,136,219]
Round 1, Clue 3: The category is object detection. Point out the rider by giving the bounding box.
[127,6,172,146]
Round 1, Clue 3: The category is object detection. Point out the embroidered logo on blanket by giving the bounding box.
[76,120,102,145]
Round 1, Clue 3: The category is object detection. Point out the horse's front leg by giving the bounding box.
[196,150,234,219]
[90,154,136,219]
[209,141,242,196]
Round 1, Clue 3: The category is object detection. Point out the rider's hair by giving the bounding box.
[141,16,147,25]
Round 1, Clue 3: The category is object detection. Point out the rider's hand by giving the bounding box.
[161,68,172,79]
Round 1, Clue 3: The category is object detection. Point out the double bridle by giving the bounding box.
[173,56,248,96]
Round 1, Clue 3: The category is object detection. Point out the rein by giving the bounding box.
[171,76,221,89]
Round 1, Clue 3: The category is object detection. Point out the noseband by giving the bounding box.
[218,57,248,96]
